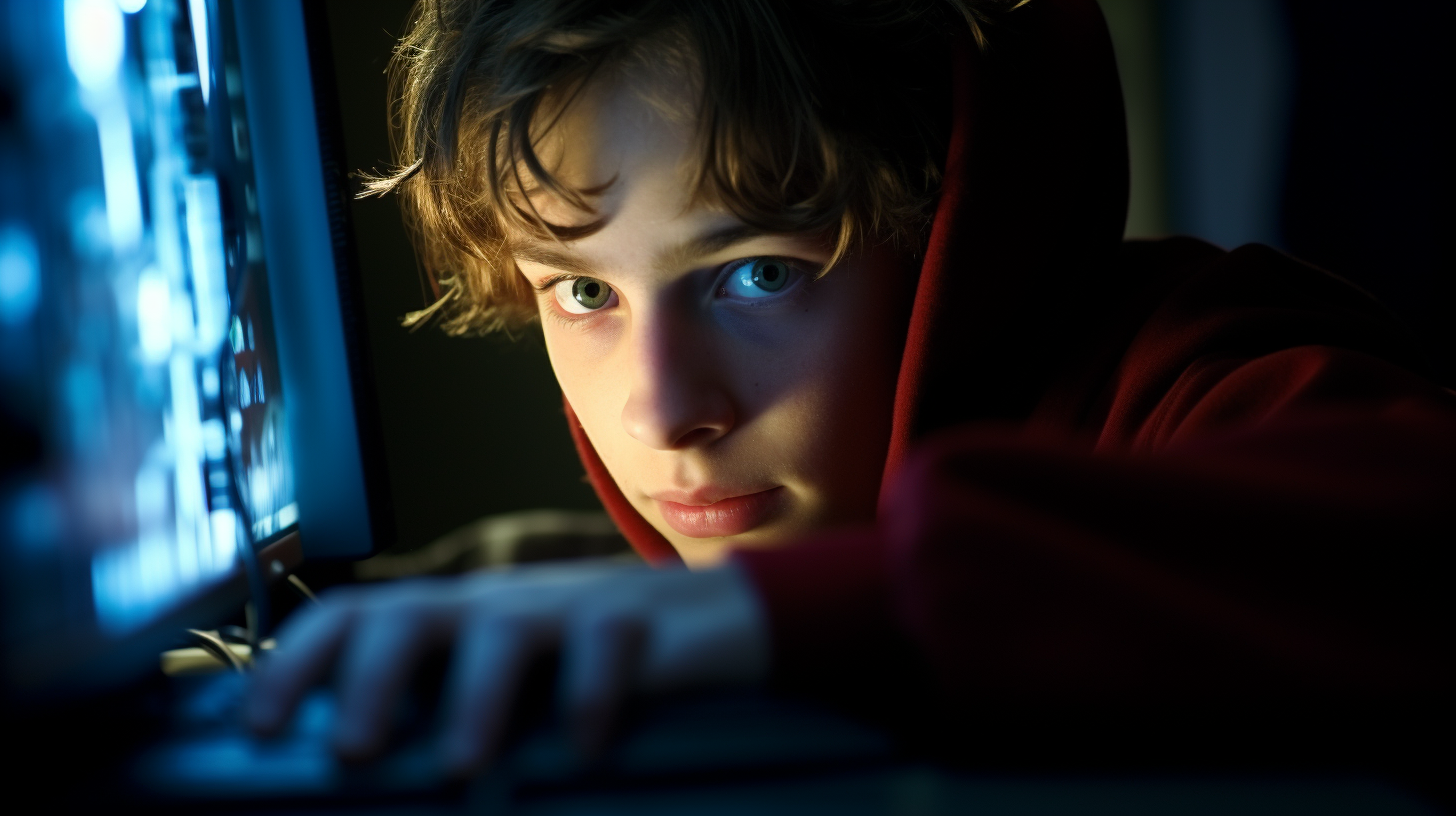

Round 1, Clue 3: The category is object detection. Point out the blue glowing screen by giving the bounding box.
[0,0,296,639]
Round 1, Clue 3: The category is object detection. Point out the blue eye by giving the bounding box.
[724,258,794,299]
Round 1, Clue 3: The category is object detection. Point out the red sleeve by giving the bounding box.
[734,344,1456,708]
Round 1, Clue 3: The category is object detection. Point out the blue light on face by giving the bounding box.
[0,225,41,326]
[725,257,794,299]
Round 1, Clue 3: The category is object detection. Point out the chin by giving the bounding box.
[658,512,817,569]
[670,540,733,569]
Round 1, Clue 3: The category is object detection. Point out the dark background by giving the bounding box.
[321,0,601,556]
[321,0,1452,555]
[1103,0,1451,374]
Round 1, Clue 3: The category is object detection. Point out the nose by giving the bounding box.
[619,311,735,450]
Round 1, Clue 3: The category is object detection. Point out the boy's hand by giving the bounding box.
[245,560,769,775]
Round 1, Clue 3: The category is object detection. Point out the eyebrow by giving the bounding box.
[514,244,598,278]
[515,223,769,285]
[657,224,767,274]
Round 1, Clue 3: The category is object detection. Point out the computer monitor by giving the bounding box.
[0,0,388,702]
[233,0,393,562]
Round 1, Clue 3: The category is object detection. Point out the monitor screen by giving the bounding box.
[1,0,297,689]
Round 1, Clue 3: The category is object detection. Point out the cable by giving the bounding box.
[216,624,252,644]
[186,628,248,672]
[286,573,320,605]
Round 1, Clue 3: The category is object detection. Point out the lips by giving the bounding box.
[653,486,786,538]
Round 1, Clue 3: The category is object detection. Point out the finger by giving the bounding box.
[437,614,549,777]
[562,612,646,760]
[330,607,448,761]
[247,600,357,735]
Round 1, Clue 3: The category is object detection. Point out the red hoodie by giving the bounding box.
[565,0,1454,752]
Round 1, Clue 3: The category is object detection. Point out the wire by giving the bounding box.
[287,574,320,605]
[186,628,248,672]
[216,624,252,644]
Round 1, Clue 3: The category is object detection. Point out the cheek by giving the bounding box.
[722,259,911,439]
[540,311,627,433]
[767,260,912,512]
[810,327,899,449]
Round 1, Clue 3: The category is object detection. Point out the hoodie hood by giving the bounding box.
[567,0,1130,564]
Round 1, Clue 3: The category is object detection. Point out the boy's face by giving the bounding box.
[514,66,915,566]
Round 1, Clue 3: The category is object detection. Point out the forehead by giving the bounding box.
[523,63,701,230]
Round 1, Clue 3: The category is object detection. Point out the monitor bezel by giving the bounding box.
[232,0,394,561]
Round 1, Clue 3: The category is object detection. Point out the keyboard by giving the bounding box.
[123,670,893,806]
[108,672,1443,815]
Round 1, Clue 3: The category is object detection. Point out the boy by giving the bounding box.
[248,0,1454,776]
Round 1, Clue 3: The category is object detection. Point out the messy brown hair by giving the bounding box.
[364,0,1024,334]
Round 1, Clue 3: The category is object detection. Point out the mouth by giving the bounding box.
[652,486,786,539]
